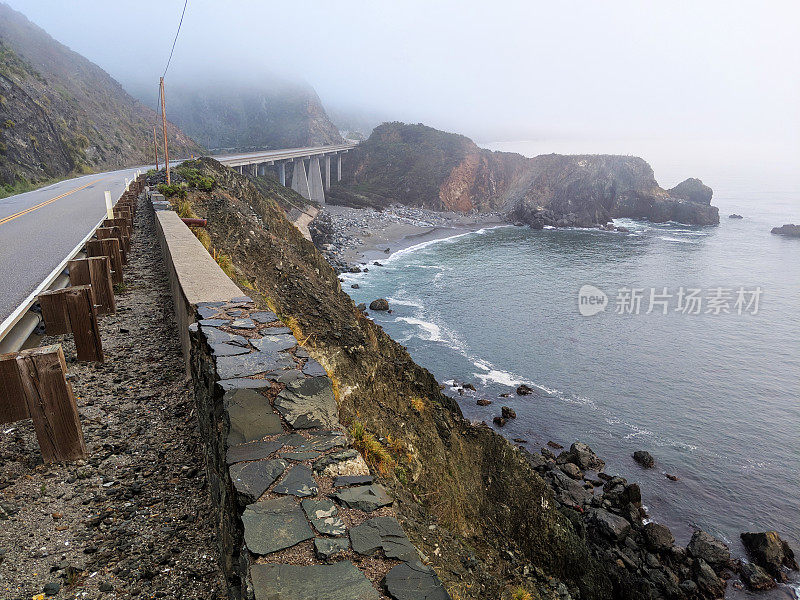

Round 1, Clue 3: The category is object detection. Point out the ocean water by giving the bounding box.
[341,142,800,598]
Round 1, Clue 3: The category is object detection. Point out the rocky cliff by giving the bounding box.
[0,3,202,193]
[330,122,719,226]
[152,79,342,152]
[173,157,745,599]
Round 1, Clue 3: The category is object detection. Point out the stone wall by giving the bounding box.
[152,191,448,600]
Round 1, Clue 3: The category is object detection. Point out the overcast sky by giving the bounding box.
[6,0,800,154]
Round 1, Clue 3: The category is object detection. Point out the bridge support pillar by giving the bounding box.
[278,162,286,186]
[291,159,310,200]
[308,157,325,204]
[324,156,331,190]
[337,154,342,182]
[257,163,265,177]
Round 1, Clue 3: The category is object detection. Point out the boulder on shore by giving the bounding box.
[739,562,775,591]
[558,442,605,472]
[516,384,534,396]
[687,530,731,568]
[643,522,675,552]
[369,298,390,311]
[740,531,799,581]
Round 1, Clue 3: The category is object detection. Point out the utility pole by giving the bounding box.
[159,77,170,185]
[152,125,159,171]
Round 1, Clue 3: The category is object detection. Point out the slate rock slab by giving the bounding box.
[197,303,224,319]
[217,351,295,379]
[275,377,339,429]
[265,326,293,335]
[226,440,284,464]
[230,459,287,505]
[252,333,297,353]
[283,451,322,461]
[302,498,347,536]
[334,475,374,488]
[201,324,249,348]
[309,433,347,452]
[218,378,271,391]
[333,485,393,512]
[242,497,313,555]
[265,369,305,385]
[225,389,284,445]
[314,537,350,561]
[250,561,379,600]
[302,358,327,377]
[295,347,310,358]
[230,318,256,329]
[199,318,229,327]
[385,561,450,600]
[275,434,309,448]
[211,342,250,357]
[251,311,278,324]
[314,450,359,474]
[349,517,417,561]
[273,465,318,497]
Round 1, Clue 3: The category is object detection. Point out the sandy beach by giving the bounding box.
[312,204,510,267]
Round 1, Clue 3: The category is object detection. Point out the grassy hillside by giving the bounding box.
[0,3,202,193]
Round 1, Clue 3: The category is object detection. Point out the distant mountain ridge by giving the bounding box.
[153,79,343,152]
[330,122,719,226]
[0,2,201,190]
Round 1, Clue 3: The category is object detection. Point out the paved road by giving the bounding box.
[213,143,355,167]
[0,143,358,334]
[0,167,142,326]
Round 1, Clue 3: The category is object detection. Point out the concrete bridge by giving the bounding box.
[214,143,356,205]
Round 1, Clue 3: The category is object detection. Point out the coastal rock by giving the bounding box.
[559,442,605,471]
[476,398,492,406]
[668,178,713,205]
[369,298,390,311]
[559,463,582,480]
[687,530,731,567]
[643,523,675,552]
[501,406,516,419]
[586,508,631,541]
[693,558,725,597]
[492,416,507,427]
[729,214,744,219]
[516,384,533,396]
[740,531,798,580]
[739,562,775,590]
[771,224,800,237]
[632,450,655,468]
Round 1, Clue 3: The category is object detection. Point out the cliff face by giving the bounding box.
[331,122,719,226]
[328,122,529,211]
[0,3,202,190]
[156,80,342,152]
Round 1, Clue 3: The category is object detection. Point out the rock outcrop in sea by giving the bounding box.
[771,223,800,237]
[328,122,720,227]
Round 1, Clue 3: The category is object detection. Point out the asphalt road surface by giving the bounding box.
[0,167,142,326]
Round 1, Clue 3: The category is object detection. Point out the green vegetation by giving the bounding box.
[175,165,215,191]
[157,183,187,199]
[212,248,235,279]
[511,587,533,600]
[349,420,395,475]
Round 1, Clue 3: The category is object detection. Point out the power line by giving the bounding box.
[162,0,189,79]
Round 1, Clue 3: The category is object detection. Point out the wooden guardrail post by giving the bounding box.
[87,238,123,285]
[68,257,115,315]
[96,227,127,263]
[103,218,131,240]
[39,288,71,335]
[15,345,86,462]
[64,285,104,362]
[0,352,29,424]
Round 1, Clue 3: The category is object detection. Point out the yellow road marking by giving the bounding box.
[0,178,106,226]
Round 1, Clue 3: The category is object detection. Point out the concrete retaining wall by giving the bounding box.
[152,192,449,600]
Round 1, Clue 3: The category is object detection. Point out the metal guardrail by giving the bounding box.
[0,173,141,354]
